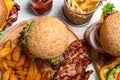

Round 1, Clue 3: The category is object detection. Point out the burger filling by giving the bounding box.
[4,3,20,29]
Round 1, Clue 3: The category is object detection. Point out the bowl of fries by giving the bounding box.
[63,0,102,26]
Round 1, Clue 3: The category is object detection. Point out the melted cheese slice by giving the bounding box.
[4,0,15,12]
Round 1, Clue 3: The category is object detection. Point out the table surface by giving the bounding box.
[10,0,120,80]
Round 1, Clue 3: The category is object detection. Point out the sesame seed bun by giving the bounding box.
[27,16,68,59]
[100,12,120,57]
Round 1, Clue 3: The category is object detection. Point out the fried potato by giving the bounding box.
[26,60,36,80]
[1,68,13,80]
[10,73,19,80]
[5,54,12,61]
[16,69,28,75]
[12,45,22,62]
[3,40,12,48]
[67,0,103,13]
[2,59,8,70]
[32,62,38,80]
[0,48,12,58]
[35,73,41,80]
[13,66,23,70]
[12,39,19,49]
[24,58,30,68]
[18,75,26,80]
[16,55,26,67]
[5,60,16,68]
[0,59,5,71]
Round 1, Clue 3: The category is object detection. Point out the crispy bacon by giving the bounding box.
[52,40,93,80]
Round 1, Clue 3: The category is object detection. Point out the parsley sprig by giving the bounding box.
[102,2,115,16]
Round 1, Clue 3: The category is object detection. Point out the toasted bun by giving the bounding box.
[27,16,68,59]
[0,0,8,30]
[100,13,120,57]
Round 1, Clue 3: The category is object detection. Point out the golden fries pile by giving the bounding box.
[0,40,52,80]
[67,0,103,13]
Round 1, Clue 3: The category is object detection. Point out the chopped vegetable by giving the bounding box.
[102,2,115,16]
[23,21,34,44]
[106,64,120,80]
[49,56,60,63]
[0,30,4,39]
[100,59,120,80]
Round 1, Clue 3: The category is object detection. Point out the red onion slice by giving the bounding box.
[85,20,105,53]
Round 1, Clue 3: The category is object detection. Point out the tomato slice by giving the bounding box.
[117,72,120,80]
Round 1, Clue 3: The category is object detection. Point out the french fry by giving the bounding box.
[16,55,26,67]
[24,58,30,68]
[2,59,8,70]
[1,68,13,80]
[26,60,35,80]
[5,60,16,68]
[0,59,5,71]
[5,53,12,61]
[16,69,28,75]
[35,73,41,80]
[18,75,26,80]
[14,66,23,70]
[12,39,19,49]
[3,40,12,48]
[32,62,38,79]
[12,45,22,62]
[10,73,19,80]
[0,48,12,58]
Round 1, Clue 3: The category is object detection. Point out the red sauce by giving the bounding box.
[30,0,53,15]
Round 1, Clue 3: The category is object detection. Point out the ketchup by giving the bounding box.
[30,0,53,15]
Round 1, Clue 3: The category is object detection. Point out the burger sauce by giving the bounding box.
[30,0,53,15]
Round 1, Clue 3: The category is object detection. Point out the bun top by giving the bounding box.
[27,16,68,59]
[100,12,120,57]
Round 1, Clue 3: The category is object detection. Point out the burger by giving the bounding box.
[85,2,120,57]
[84,2,120,80]
[18,16,92,79]
[26,16,69,59]
[0,0,20,30]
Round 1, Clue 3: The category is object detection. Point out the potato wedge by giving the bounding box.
[12,49,21,62]
[26,60,35,80]
[2,59,8,70]
[24,58,30,68]
[0,59,4,71]
[0,48,12,58]
[5,53,12,61]
[16,69,28,76]
[32,62,38,79]
[1,68,13,80]
[18,75,26,80]
[12,39,19,49]
[16,55,26,67]
[13,66,23,70]
[3,40,12,48]
[10,73,19,80]
[35,73,41,80]
[5,60,16,68]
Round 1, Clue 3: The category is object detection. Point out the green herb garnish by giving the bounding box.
[23,21,34,45]
[49,56,60,63]
[102,2,115,16]
[0,30,4,39]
